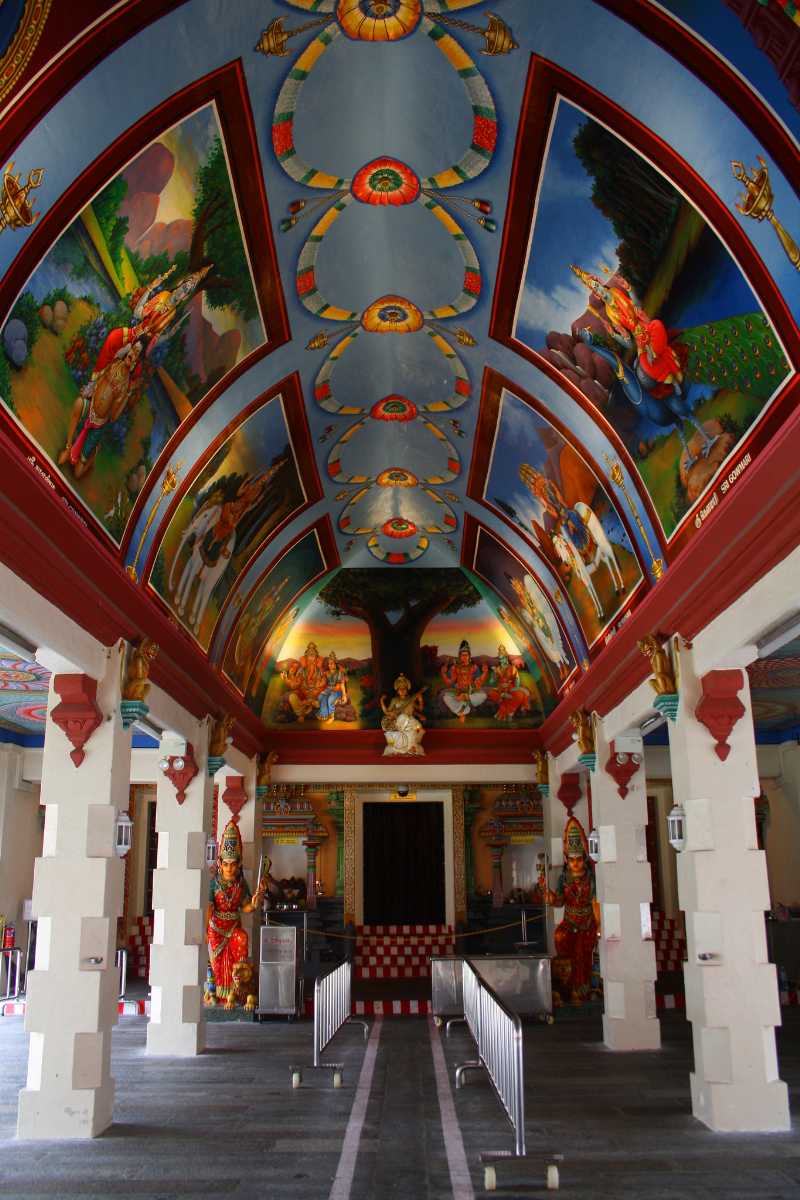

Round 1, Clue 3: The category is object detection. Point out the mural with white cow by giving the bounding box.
[480,387,643,647]
[149,393,306,649]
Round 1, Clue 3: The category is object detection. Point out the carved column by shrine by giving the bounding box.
[462,785,481,899]
[303,822,326,911]
[146,720,213,1058]
[481,819,508,908]
[18,643,129,1139]
[667,639,789,1131]
[325,789,345,897]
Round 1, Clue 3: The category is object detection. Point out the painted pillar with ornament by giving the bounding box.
[668,639,788,1131]
[146,720,213,1057]
[18,643,130,1139]
[219,763,260,966]
[592,719,660,1050]
[540,751,589,958]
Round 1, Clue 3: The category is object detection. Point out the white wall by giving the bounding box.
[0,747,42,931]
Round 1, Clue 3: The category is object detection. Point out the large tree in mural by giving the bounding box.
[318,569,481,697]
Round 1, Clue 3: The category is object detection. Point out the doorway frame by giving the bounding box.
[354,789,455,928]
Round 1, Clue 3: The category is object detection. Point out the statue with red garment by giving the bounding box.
[205,820,266,1009]
[540,815,599,1005]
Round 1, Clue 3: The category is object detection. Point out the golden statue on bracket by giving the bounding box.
[120,638,159,729]
[638,633,679,722]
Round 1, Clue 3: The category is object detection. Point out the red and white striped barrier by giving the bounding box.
[354,924,454,980]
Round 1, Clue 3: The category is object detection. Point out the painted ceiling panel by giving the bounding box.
[0,0,797,752]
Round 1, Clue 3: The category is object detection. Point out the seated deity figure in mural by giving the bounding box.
[281,641,326,720]
[317,651,349,723]
[486,645,531,722]
[381,672,426,756]
[540,816,599,1005]
[58,264,211,478]
[509,574,571,682]
[206,820,266,1008]
[440,639,488,722]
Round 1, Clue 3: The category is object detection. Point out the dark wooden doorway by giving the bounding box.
[363,802,445,925]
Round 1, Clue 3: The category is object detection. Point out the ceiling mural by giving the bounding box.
[0,654,48,735]
[0,81,282,544]
[147,381,315,648]
[492,62,794,552]
[260,565,558,730]
[0,0,797,756]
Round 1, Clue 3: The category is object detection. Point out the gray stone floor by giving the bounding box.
[0,1008,798,1199]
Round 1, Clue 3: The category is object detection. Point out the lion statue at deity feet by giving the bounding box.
[229,959,257,1012]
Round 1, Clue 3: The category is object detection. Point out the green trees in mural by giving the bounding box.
[319,569,481,697]
[190,137,258,323]
[572,119,680,296]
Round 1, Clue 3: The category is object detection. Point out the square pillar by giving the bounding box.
[146,720,213,1057]
[668,641,789,1131]
[18,643,129,1139]
[543,757,589,955]
[592,722,660,1051]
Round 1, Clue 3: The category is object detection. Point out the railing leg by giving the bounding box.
[454,1060,483,1089]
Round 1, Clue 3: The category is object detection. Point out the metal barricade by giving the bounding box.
[115,948,128,1000]
[290,959,368,1089]
[1,948,23,1001]
[454,959,561,1192]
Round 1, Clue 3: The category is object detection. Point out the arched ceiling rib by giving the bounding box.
[0,0,797,757]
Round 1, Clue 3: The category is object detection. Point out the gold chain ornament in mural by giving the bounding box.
[262,0,514,563]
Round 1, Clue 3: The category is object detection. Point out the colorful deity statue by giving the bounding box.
[281,641,326,721]
[206,820,265,1009]
[540,816,599,1004]
[440,639,488,722]
[486,645,531,722]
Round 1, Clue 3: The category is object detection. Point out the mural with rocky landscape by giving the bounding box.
[259,569,558,729]
[513,100,790,540]
[0,104,266,541]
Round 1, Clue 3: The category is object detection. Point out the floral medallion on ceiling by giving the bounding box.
[266,0,508,563]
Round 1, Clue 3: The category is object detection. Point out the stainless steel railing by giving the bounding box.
[115,948,128,1000]
[290,959,368,1088]
[1,948,24,1001]
[456,957,526,1156]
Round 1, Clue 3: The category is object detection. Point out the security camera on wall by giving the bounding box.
[397,784,410,797]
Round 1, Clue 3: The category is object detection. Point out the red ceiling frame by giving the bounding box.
[0,1,190,155]
[595,0,800,195]
[0,60,291,555]
[490,55,799,562]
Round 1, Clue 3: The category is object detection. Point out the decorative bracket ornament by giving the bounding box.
[51,674,103,767]
[604,741,642,799]
[256,749,279,800]
[570,709,596,771]
[557,772,582,816]
[533,748,550,798]
[638,633,679,721]
[120,637,159,729]
[694,670,746,762]
[207,714,234,778]
[163,743,198,804]
[221,775,248,824]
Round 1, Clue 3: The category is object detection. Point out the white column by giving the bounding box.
[592,720,660,1050]
[146,718,213,1057]
[18,643,129,1139]
[668,640,789,1131]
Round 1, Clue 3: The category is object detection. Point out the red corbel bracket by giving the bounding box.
[604,740,642,799]
[51,674,103,767]
[695,670,746,762]
[221,774,248,823]
[163,743,199,805]
[557,772,581,815]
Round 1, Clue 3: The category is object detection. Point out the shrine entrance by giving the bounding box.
[353,788,456,928]
[363,801,445,925]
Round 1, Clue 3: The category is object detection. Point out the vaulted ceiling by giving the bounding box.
[0,0,797,761]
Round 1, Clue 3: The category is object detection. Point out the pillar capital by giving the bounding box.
[50,673,103,767]
[694,669,746,761]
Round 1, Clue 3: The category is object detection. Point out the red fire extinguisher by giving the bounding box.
[3,923,15,949]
